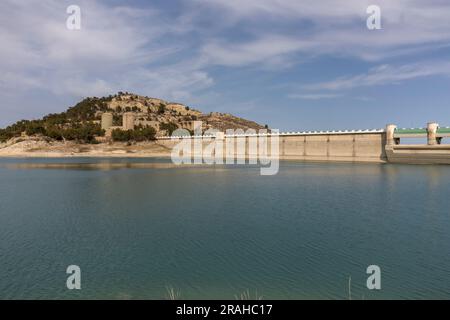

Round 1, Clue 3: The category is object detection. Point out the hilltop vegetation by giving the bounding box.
[0,96,110,143]
[0,92,265,143]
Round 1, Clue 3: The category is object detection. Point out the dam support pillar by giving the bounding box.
[123,113,135,131]
[101,112,113,130]
[427,122,440,145]
[386,124,397,146]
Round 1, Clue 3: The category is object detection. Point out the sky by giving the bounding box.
[1,0,450,131]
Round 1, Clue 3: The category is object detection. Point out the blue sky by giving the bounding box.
[1,0,450,131]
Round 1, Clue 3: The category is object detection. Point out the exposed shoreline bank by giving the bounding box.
[0,137,173,158]
[0,152,172,158]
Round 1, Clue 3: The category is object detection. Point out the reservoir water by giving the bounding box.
[0,158,449,299]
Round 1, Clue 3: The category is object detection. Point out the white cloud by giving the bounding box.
[304,61,450,91]
[131,66,214,102]
[0,0,211,100]
[190,0,450,64]
[288,93,342,100]
[3,0,450,97]
[201,36,311,67]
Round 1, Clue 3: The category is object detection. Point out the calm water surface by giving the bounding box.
[0,158,449,299]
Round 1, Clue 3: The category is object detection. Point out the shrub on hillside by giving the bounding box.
[111,126,156,142]
[158,104,166,114]
[159,122,178,135]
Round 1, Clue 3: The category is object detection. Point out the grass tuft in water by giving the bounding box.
[234,289,263,300]
[165,285,181,300]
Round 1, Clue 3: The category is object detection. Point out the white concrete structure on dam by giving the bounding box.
[385,122,450,164]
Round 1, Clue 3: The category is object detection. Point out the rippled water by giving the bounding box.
[0,158,449,299]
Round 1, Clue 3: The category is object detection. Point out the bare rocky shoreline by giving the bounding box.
[0,137,172,158]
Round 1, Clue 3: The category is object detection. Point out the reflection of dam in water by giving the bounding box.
[157,122,450,164]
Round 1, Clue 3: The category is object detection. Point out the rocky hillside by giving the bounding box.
[0,92,266,143]
[103,92,265,133]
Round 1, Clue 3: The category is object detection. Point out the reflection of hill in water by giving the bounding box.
[2,162,191,171]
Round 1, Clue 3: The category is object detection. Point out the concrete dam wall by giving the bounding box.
[157,130,388,163]
[156,122,450,164]
[278,132,386,162]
